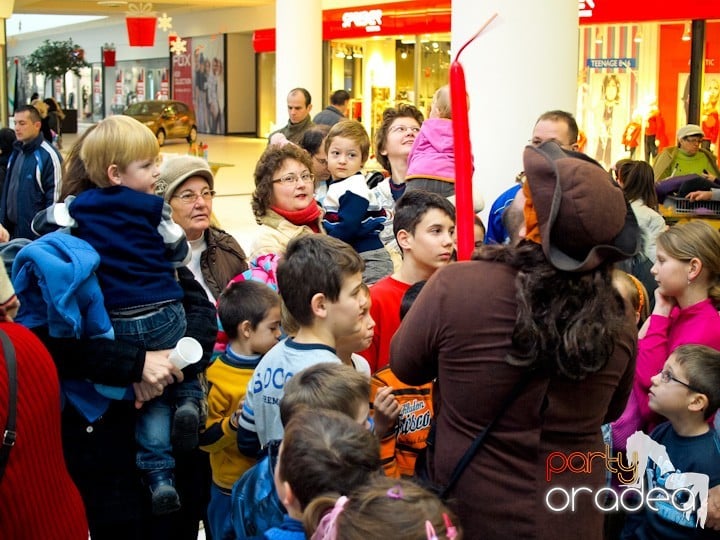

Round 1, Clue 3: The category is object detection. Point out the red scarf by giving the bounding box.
[270,203,321,233]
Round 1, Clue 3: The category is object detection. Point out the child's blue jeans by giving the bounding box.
[110,301,200,473]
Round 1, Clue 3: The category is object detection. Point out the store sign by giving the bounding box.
[578,0,595,19]
[579,0,720,24]
[342,9,382,32]
[324,0,450,41]
[585,57,636,69]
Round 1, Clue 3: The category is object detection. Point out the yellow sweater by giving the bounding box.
[200,351,259,490]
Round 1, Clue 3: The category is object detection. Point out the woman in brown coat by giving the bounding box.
[391,142,640,539]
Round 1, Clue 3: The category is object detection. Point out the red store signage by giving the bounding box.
[323,0,450,40]
[253,0,450,52]
[579,0,720,24]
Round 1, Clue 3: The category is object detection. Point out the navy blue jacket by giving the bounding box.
[1,133,62,239]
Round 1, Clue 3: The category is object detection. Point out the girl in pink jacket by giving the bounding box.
[612,220,720,450]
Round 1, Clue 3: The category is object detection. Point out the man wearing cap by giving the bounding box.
[391,142,639,540]
[653,124,720,181]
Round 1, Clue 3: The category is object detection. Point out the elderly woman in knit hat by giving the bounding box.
[157,155,248,301]
[391,142,640,540]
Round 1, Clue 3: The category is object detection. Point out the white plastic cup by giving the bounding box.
[168,337,203,369]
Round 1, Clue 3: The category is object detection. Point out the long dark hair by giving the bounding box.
[476,241,627,379]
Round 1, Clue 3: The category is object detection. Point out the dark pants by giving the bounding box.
[62,401,212,540]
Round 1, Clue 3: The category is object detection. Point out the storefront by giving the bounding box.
[253,0,451,138]
[578,1,720,168]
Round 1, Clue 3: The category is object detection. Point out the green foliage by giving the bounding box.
[25,39,90,79]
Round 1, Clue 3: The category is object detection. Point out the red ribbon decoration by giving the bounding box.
[450,14,498,261]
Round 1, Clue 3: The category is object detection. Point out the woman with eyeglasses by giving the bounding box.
[653,124,720,181]
[158,154,248,302]
[249,143,325,262]
[611,221,720,452]
[371,104,424,261]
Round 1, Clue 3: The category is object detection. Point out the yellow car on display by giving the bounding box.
[123,100,198,146]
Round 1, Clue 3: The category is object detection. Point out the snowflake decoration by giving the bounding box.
[158,13,173,32]
[170,37,187,55]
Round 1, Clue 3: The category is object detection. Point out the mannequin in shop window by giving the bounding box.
[622,113,642,160]
[701,78,720,152]
[645,101,666,164]
[595,74,621,167]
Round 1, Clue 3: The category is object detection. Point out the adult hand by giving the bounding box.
[707,485,720,529]
[133,349,184,408]
[372,386,401,437]
[686,190,712,201]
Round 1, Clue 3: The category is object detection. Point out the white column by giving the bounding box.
[274,0,323,129]
[452,0,578,221]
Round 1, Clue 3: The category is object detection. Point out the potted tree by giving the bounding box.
[24,38,90,133]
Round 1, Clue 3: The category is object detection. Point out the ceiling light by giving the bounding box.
[682,23,691,41]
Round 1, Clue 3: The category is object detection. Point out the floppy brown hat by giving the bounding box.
[523,141,639,272]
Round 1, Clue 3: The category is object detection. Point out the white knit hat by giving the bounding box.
[156,155,214,201]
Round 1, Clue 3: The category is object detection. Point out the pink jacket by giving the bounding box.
[406,118,456,183]
[612,298,720,449]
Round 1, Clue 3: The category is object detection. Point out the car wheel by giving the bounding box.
[187,126,198,143]
[157,129,166,146]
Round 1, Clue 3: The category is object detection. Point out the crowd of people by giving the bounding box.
[3,86,720,540]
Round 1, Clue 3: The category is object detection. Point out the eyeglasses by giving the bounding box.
[389,125,421,135]
[173,189,215,204]
[272,171,315,185]
[658,369,703,393]
[683,137,703,144]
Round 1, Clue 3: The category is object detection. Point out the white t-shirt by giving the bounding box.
[239,337,340,445]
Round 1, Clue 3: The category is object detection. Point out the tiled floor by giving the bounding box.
[63,126,269,255]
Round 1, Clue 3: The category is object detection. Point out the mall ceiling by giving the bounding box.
[12,0,271,17]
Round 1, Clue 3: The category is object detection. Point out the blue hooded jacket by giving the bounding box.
[12,231,118,420]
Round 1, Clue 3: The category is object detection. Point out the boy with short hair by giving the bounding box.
[238,234,367,448]
[335,282,373,378]
[200,279,282,539]
[226,362,373,539]
[360,190,455,373]
[621,344,720,539]
[268,408,381,539]
[322,120,393,284]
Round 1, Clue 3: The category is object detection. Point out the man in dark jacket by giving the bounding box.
[268,88,314,145]
[313,89,350,127]
[1,105,62,239]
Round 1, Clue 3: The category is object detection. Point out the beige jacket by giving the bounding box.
[249,208,325,259]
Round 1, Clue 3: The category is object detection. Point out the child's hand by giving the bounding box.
[652,288,676,318]
[230,399,243,428]
[373,386,401,436]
